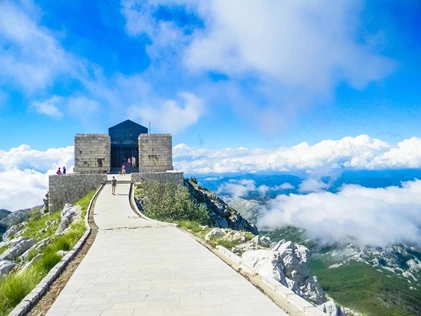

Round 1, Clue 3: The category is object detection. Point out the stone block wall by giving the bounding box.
[131,172,184,186]
[49,174,107,213]
[74,134,111,174]
[138,134,173,172]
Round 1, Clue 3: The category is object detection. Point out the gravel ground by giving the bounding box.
[27,195,99,316]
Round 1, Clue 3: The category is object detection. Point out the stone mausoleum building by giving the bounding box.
[49,119,183,213]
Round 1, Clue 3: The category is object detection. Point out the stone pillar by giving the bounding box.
[138,134,174,172]
[74,134,111,174]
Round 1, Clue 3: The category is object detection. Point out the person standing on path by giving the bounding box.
[132,156,136,168]
[111,176,117,195]
[121,164,126,175]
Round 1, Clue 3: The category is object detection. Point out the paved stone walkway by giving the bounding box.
[47,183,287,316]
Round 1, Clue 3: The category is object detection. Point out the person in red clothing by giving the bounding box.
[56,167,61,175]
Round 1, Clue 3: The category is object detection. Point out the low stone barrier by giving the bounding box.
[214,245,327,316]
[49,174,107,213]
[131,171,184,185]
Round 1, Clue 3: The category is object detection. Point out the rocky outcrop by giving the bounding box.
[185,181,258,234]
[319,301,346,316]
[0,260,16,277]
[242,240,326,305]
[0,237,36,261]
[20,237,51,262]
[2,222,27,243]
[55,203,81,235]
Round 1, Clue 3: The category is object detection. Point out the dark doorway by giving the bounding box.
[111,146,138,168]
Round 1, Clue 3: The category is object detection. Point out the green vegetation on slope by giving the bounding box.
[311,259,421,316]
[135,181,210,225]
[0,190,95,316]
[260,226,314,248]
[0,210,11,221]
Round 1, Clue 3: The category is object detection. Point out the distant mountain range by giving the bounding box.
[196,171,421,316]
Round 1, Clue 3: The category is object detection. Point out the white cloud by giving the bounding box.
[174,135,419,174]
[129,92,204,134]
[217,179,257,198]
[119,0,396,133]
[0,144,74,211]
[0,169,47,211]
[217,179,290,198]
[184,0,395,96]
[32,96,63,118]
[275,183,294,190]
[258,180,421,247]
[298,178,329,193]
[0,1,83,93]
[0,144,73,173]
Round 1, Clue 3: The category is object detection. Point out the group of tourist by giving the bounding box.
[120,156,136,175]
[56,166,66,175]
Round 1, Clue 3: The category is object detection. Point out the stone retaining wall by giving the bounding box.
[49,174,107,213]
[131,172,184,185]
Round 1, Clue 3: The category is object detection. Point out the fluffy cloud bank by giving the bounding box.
[258,180,421,247]
[1,134,421,211]
[217,179,294,199]
[174,135,421,174]
[0,145,73,211]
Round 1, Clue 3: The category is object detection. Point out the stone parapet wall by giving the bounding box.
[74,134,111,174]
[138,134,173,172]
[49,174,106,213]
[131,172,184,186]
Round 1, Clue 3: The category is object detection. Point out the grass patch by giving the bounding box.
[0,190,95,316]
[175,220,212,240]
[208,238,241,250]
[39,252,62,271]
[311,259,421,316]
[0,244,10,256]
[75,190,96,217]
[22,211,61,241]
[0,267,43,315]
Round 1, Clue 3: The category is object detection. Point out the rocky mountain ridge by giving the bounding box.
[184,180,258,234]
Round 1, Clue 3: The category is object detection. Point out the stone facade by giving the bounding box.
[138,134,173,172]
[49,174,106,213]
[131,172,184,186]
[74,134,111,174]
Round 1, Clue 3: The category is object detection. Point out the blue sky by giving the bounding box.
[0,0,421,151]
[2,0,421,212]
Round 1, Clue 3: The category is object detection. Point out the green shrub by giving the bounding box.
[29,207,42,222]
[136,181,210,225]
[0,267,42,314]
[53,238,71,252]
[40,252,62,272]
